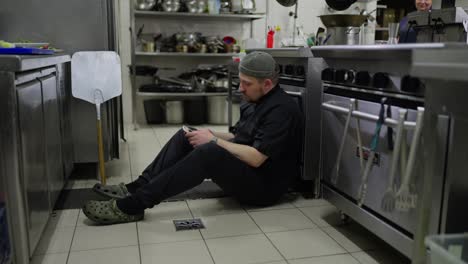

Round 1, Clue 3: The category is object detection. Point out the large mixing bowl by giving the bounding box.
[135,0,156,10]
[319,14,367,27]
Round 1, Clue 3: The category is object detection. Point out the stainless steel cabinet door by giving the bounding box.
[16,80,49,256]
[322,93,420,234]
[41,74,64,209]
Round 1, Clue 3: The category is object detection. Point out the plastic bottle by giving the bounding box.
[274,26,282,48]
[208,0,219,14]
[267,29,275,48]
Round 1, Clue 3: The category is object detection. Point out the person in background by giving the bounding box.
[82,51,303,225]
[399,0,433,43]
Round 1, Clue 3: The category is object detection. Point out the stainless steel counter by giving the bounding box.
[410,45,468,264]
[412,48,468,82]
[0,54,71,264]
[0,54,70,72]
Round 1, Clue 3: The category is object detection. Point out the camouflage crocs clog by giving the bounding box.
[92,182,131,199]
[82,199,144,225]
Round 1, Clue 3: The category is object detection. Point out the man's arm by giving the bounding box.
[215,137,268,168]
[185,129,267,168]
[212,131,234,141]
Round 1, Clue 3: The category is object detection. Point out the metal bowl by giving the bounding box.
[135,0,157,10]
[162,0,181,12]
[319,14,367,27]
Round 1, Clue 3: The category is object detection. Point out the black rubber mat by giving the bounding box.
[54,181,226,210]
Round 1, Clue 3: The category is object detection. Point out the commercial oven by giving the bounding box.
[311,44,453,258]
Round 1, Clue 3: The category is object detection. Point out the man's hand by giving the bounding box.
[185,128,215,148]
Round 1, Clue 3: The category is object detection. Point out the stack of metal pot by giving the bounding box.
[319,0,368,45]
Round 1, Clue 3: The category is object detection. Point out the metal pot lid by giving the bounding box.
[319,14,367,27]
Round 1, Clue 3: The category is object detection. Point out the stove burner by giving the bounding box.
[373,72,390,89]
[355,71,371,86]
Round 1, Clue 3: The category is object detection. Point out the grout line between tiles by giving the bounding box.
[134,221,142,264]
[286,252,355,262]
[245,210,288,263]
[316,224,351,255]
[65,209,81,264]
[185,200,216,264]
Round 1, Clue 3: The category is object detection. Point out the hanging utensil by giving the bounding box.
[357,98,387,207]
[396,107,424,212]
[71,52,122,186]
[331,99,355,185]
[381,109,407,212]
[355,101,364,174]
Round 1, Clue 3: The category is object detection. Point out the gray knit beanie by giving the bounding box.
[239,51,278,78]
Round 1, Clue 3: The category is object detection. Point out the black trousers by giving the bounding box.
[132,129,282,210]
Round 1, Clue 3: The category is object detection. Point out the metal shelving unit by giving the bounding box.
[134,10,265,20]
[135,52,241,57]
[130,9,264,128]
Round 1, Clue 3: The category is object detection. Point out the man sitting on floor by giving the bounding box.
[83,51,303,224]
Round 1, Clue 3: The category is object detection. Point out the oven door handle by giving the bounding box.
[322,101,419,130]
[285,91,303,96]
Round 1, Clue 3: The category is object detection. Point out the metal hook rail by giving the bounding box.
[322,101,422,131]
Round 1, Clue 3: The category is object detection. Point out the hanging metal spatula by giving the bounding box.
[71,51,122,185]
[331,99,355,185]
[381,109,407,212]
[396,107,424,212]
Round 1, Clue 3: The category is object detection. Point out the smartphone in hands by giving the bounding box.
[182,125,198,133]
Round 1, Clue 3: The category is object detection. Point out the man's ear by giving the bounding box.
[263,78,274,90]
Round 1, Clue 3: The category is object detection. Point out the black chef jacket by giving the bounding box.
[231,84,303,189]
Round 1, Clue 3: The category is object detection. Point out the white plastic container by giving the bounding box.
[165,101,184,124]
[425,234,468,264]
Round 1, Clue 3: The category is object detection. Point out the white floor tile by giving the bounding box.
[30,253,69,264]
[71,223,138,251]
[138,218,202,245]
[130,161,148,177]
[292,197,332,208]
[322,224,386,253]
[266,229,346,259]
[244,200,295,212]
[258,261,287,264]
[249,208,317,233]
[105,175,133,185]
[200,213,262,239]
[351,250,411,264]
[130,148,160,166]
[68,246,140,264]
[140,240,213,264]
[64,179,96,190]
[33,226,75,255]
[187,197,245,217]
[206,234,283,264]
[288,254,360,264]
[146,201,192,220]
[48,209,80,228]
[76,210,94,227]
[299,206,342,227]
[105,159,132,178]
